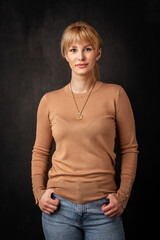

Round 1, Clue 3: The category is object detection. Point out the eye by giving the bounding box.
[84,47,92,51]
[69,48,76,52]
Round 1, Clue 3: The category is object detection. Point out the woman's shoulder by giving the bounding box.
[101,82,121,90]
[37,86,65,108]
[100,82,122,96]
[44,85,65,100]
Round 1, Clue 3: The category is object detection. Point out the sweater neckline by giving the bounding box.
[64,81,103,98]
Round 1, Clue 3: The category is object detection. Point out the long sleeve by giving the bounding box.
[114,86,139,209]
[31,94,53,204]
[31,82,138,205]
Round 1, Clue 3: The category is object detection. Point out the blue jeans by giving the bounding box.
[42,193,125,240]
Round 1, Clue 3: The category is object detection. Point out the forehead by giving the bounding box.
[69,41,92,48]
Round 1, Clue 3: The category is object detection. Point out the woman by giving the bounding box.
[31,21,138,240]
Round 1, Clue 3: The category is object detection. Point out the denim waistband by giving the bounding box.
[51,192,110,209]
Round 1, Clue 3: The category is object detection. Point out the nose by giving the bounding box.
[78,50,85,61]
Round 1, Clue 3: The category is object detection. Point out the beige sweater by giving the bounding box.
[31,81,138,208]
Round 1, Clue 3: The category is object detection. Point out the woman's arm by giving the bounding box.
[31,94,53,204]
[102,86,138,217]
[114,86,139,209]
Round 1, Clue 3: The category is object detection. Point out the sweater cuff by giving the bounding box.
[34,189,46,205]
[113,175,135,209]
[112,191,130,209]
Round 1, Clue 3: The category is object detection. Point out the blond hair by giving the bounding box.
[61,21,102,81]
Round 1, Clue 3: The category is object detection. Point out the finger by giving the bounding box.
[102,203,113,213]
[102,204,110,211]
[104,208,117,217]
[43,206,55,214]
[107,211,119,218]
[44,199,60,210]
[45,203,58,211]
[43,209,52,215]
[47,199,59,206]
[48,198,60,206]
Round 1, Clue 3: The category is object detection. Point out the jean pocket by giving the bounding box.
[96,197,110,207]
[51,193,62,200]
[51,193,55,199]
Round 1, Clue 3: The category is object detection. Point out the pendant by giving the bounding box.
[77,113,83,120]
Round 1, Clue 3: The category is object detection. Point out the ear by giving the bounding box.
[96,48,102,61]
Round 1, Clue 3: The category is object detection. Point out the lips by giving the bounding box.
[76,64,88,68]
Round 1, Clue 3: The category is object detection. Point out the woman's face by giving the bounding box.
[65,41,101,77]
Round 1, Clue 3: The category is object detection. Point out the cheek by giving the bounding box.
[88,53,96,65]
[67,56,76,66]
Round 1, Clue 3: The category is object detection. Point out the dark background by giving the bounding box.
[0,0,160,239]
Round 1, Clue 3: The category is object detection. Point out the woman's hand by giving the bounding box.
[38,189,60,215]
[101,193,124,218]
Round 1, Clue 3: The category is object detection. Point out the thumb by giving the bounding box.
[106,194,114,204]
[50,189,54,194]
[107,194,112,200]
[46,188,54,197]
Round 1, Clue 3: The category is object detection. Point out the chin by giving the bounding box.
[74,68,92,76]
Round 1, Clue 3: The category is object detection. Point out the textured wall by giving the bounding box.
[0,0,159,239]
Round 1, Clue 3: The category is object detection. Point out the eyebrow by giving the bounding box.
[69,45,92,48]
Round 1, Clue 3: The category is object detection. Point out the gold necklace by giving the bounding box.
[70,81,96,120]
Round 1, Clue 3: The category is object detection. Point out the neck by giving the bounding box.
[70,71,97,93]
